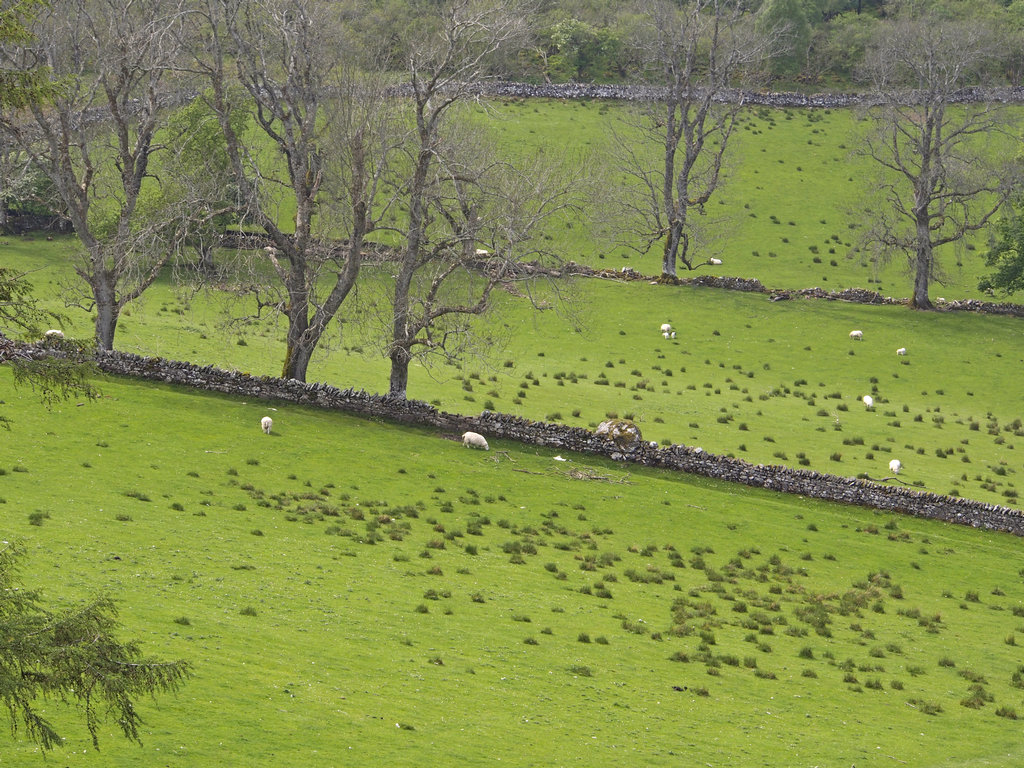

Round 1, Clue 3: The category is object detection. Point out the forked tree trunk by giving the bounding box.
[662,219,682,279]
[91,270,119,351]
[282,340,314,382]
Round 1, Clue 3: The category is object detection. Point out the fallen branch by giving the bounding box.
[562,468,633,484]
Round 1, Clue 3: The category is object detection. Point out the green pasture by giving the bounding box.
[2,369,1024,766]
[471,98,1014,299]
[3,234,1023,508]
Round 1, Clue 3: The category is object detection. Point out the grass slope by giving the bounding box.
[473,99,1010,299]
[4,234,1023,508]
[2,369,1024,766]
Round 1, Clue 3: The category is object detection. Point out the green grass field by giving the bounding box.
[3,97,1023,765]
[4,230,1023,508]
[472,99,1008,298]
[3,369,1024,767]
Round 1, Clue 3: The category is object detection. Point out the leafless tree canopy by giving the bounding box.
[609,0,779,282]
[186,0,401,381]
[857,6,1021,309]
[0,0,193,349]
[383,0,578,399]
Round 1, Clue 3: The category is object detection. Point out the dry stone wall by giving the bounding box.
[461,81,1024,108]
[16,340,1020,537]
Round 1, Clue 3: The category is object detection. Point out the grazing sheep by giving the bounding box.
[849,330,863,340]
[43,329,65,339]
[896,347,907,356]
[670,331,676,339]
[660,323,672,333]
[462,431,489,451]
[475,248,489,256]
[889,458,902,475]
[862,395,874,409]
[662,331,670,339]
[709,258,722,265]
[261,416,273,434]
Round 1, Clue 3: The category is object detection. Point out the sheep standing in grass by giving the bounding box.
[660,323,672,334]
[862,395,874,409]
[849,330,863,340]
[261,416,273,434]
[897,347,907,356]
[889,458,902,474]
[43,329,65,339]
[462,431,489,450]
[709,258,722,265]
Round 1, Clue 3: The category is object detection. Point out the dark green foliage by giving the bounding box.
[0,543,191,751]
[979,205,1024,295]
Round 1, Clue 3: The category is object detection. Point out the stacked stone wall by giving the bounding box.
[458,81,1024,108]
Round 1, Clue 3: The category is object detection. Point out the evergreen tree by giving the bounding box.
[1,542,191,752]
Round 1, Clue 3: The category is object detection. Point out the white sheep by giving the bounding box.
[261,416,273,434]
[896,347,907,356]
[849,330,863,340]
[662,331,670,339]
[475,248,489,256]
[670,331,676,339]
[660,323,672,333]
[709,258,722,265]
[862,395,874,409]
[44,329,65,339]
[889,458,902,475]
[462,431,489,451]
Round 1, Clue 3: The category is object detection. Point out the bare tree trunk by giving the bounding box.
[662,220,684,279]
[92,271,119,351]
[283,340,314,382]
[196,243,216,275]
[282,289,311,380]
[388,346,410,400]
[911,214,933,309]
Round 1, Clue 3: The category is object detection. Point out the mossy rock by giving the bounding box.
[596,418,643,449]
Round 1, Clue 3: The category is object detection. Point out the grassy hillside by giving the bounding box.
[4,234,1022,508]
[2,369,1024,766]
[473,99,1012,299]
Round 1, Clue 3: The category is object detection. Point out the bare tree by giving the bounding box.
[384,0,579,400]
[191,0,397,382]
[613,0,778,282]
[0,0,192,350]
[858,5,1020,309]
